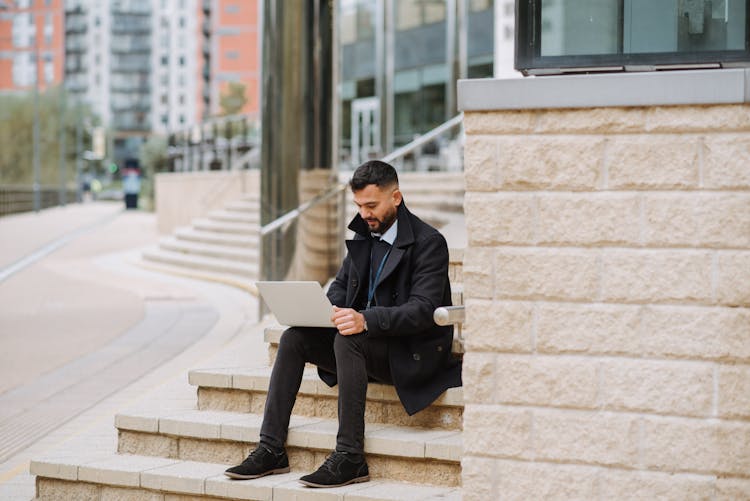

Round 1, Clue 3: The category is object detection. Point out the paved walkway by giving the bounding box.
[0,203,265,500]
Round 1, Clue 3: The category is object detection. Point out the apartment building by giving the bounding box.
[0,0,65,93]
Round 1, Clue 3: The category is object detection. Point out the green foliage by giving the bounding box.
[0,87,98,187]
[219,82,249,116]
[138,134,169,211]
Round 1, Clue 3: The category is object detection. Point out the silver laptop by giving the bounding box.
[256,281,335,328]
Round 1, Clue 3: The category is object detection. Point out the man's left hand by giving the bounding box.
[331,306,366,336]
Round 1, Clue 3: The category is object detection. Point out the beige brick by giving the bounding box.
[537,193,640,246]
[717,477,750,501]
[464,135,499,191]
[495,460,599,501]
[462,352,496,404]
[601,359,714,417]
[601,470,716,500]
[463,247,494,299]
[464,300,534,352]
[495,249,600,301]
[641,305,750,362]
[117,431,178,458]
[644,193,750,248]
[703,134,750,189]
[465,193,535,246]
[537,106,647,134]
[642,417,750,475]
[495,355,598,409]
[464,110,536,134]
[101,487,164,501]
[461,456,497,501]
[647,104,750,132]
[601,250,713,303]
[177,438,245,465]
[496,136,605,190]
[463,405,533,459]
[534,410,640,467]
[197,388,251,412]
[607,135,699,189]
[36,479,99,501]
[537,303,641,355]
[716,252,750,306]
[696,194,750,248]
[718,365,750,419]
[642,194,699,247]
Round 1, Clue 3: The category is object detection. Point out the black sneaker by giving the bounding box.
[224,445,290,479]
[298,451,369,488]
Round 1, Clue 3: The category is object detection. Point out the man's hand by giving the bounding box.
[331,306,366,336]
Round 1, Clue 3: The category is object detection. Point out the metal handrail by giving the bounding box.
[259,113,464,236]
[260,181,346,236]
[381,113,463,164]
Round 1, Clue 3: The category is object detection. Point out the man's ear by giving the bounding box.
[392,188,402,206]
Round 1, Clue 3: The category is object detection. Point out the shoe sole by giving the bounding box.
[224,466,291,480]
[298,474,370,488]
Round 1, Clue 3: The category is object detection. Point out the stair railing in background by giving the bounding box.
[167,113,260,173]
[256,114,464,319]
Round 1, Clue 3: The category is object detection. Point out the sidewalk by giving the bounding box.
[0,203,265,500]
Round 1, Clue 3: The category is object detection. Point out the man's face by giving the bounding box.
[353,183,402,234]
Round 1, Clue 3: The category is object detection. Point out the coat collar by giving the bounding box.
[346,202,415,289]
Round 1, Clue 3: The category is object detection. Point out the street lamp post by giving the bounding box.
[32,40,41,212]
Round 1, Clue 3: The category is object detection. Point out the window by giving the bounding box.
[161,55,169,65]
[179,55,185,65]
[516,0,750,75]
[225,50,239,60]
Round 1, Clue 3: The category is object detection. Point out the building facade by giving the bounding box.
[335,0,515,168]
[0,0,65,93]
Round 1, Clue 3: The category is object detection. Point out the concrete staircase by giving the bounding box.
[141,194,261,284]
[30,254,465,501]
[140,172,464,289]
[29,172,466,500]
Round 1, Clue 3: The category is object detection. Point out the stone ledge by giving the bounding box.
[33,464,461,501]
[115,409,463,462]
[188,366,465,408]
[458,68,750,111]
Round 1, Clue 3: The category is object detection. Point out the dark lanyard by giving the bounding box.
[367,245,392,309]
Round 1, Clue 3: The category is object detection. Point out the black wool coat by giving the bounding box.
[323,202,463,415]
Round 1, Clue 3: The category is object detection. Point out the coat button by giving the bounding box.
[437,346,443,352]
[413,353,421,361]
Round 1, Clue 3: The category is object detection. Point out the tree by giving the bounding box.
[219,82,248,116]
[138,134,169,210]
[0,87,97,187]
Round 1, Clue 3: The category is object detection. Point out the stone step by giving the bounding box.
[193,218,259,235]
[160,237,259,263]
[175,227,260,249]
[142,249,258,279]
[225,199,260,213]
[32,453,460,500]
[208,209,261,225]
[189,366,463,430]
[115,409,462,486]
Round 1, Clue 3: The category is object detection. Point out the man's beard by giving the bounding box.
[366,206,397,234]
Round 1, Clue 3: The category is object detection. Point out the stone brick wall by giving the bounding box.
[461,105,750,500]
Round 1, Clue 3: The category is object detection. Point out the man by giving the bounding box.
[225,160,462,488]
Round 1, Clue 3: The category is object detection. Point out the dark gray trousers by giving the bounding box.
[259,327,393,455]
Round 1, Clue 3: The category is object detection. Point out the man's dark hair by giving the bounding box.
[350,160,399,192]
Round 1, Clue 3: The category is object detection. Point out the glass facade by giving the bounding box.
[517,0,750,74]
[337,0,496,169]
